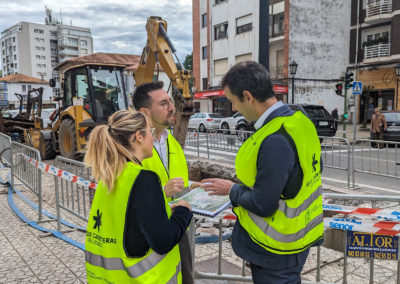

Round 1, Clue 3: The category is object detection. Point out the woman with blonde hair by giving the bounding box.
[84,110,192,283]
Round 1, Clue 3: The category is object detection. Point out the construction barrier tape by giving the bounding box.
[324,217,400,236]
[15,153,97,189]
[323,202,400,221]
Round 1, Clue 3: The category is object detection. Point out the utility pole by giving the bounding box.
[343,80,348,139]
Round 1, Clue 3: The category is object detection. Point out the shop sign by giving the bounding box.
[346,231,399,260]
[194,90,225,99]
[273,85,288,93]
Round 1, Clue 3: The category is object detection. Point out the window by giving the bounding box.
[272,13,284,36]
[13,46,15,52]
[236,14,253,35]
[202,46,207,59]
[201,13,207,28]
[14,55,16,60]
[214,58,228,75]
[50,31,57,37]
[34,29,44,34]
[202,78,208,90]
[2,58,4,63]
[12,37,15,42]
[80,48,88,55]
[214,23,228,40]
[14,63,17,69]
[1,42,3,47]
[235,53,252,63]
[28,85,31,91]
[215,0,227,4]
[22,85,26,92]
[80,40,87,47]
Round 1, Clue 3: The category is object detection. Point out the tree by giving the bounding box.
[182,52,194,91]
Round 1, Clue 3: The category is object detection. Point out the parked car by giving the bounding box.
[382,111,400,142]
[219,112,244,133]
[188,112,223,132]
[288,104,337,137]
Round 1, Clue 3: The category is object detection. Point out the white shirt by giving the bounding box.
[153,129,169,171]
[254,101,284,130]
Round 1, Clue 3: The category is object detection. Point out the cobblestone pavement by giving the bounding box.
[1,165,400,283]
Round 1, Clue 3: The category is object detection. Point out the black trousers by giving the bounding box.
[249,248,310,284]
[179,233,194,284]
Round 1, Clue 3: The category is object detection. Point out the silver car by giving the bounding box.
[219,112,244,133]
[188,112,223,132]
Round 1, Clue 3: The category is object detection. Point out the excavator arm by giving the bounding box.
[134,16,193,147]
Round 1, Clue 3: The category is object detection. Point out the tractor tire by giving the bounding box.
[39,133,56,160]
[59,119,78,159]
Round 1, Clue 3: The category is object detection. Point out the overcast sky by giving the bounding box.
[0,0,193,63]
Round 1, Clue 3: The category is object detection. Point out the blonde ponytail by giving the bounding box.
[84,110,148,191]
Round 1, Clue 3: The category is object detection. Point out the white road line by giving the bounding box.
[184,146,238,157]
[322,177,399,194]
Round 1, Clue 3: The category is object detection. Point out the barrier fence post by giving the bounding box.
[370,259,374,284]
[352,140,356,188]
[317,245,321,282]
[218,219,222,275]
[343,235,348,284]
[206,131,209,159]
[397,259,400,284]
[196,131,200,157]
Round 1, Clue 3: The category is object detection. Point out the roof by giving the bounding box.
[54,52,141,72]
[0,73,48,84]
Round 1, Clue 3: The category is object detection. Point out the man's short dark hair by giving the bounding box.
[221,61,274,102]
[133,81,164,110]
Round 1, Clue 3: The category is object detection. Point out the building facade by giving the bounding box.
[0,73,52,109]
[193,0,351,117]
[349,0,400,122]
[1,21,93,82]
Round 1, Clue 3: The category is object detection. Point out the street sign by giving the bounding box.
[352,81,362,95]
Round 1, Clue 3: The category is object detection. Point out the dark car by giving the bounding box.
[289,104,337,137]
[382,111,400,142]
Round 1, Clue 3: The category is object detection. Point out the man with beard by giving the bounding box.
[133,81,199,284]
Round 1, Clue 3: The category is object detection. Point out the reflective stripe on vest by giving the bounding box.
[234,111,324,254]
[166,262,181,284]
[85,250,174,279]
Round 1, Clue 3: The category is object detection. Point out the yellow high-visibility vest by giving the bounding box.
[142,131,189,201]
[234,111,324,254]
[85,162,181,283]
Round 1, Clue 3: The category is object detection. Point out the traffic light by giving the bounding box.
[345,72,354,89]
[335,83,343,96]
[343,113,348,119]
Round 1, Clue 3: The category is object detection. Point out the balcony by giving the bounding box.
[58,48,79,56]
[270,66,284,80]
[365,0,392,24]
[364,43,391,62]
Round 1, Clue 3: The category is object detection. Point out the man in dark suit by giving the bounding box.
[202,61,324,283]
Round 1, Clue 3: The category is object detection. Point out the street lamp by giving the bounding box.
[396,63,400,110]
[289,60,298,104]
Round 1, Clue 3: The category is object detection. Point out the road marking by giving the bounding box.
[184,146,238,157]
[322,177,399,194]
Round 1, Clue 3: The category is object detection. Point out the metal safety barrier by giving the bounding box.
[352,139,400,188]
[320,136,351,187]
[0,132,11,166]
[54,156,92,232]
[10,141,43,221]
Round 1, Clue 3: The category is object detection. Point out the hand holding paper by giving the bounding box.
[201,178,234,196]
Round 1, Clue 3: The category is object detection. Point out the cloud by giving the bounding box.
[0,0,193,68]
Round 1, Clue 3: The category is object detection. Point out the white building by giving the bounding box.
[193,0,351,116]
[1,21,93,82]
[0,73,53,109]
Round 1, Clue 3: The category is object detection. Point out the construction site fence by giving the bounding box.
[185,130,352,187]
[352,139,400,188]
[0,132,11,166]
[53,156,92,232]
[10,141,43,221]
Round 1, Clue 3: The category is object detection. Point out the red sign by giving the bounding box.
[194,89,225,98]
[273,85,288,93]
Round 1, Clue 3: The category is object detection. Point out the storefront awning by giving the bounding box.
[194,89,225,99]
[195,85,288,99]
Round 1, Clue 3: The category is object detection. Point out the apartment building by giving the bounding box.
[1,21,93,82]
[349,0,400,121]
[193,0,351,116]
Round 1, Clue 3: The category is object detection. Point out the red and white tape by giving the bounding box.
[323,202,400,221]
[17,154,97,189]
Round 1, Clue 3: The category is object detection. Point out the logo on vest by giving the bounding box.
[93,209,102,233]
[312,153,318,172]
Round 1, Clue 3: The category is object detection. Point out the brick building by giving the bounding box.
[193,0,351,116]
